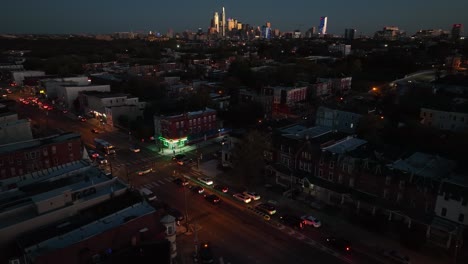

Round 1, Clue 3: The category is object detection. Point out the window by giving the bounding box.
[399,180,405,190]
[383,189,389,199]
[320,159,324,165]
[52,146,57,154]
[328,172,334,181]
[176,122,179,129]
[43,148,48,157]
[68,143,73,151]
[385,176,391,185]
[441,208,447,217]
[329,161,334,168]
[349,178,355,188]
[10,168,16,176]
[459,214,465,222]
[397,192,403,202]
[318,169,323,177]
[189,120,192,126]
[338,174,343,184]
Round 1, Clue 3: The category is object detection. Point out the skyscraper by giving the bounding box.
[319,16,328,35]
[344,28,356,40]
[222,7,226,37]
[213,12,219,33]
[451,24,463,40]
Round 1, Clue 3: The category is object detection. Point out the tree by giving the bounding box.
[231,130,271,189]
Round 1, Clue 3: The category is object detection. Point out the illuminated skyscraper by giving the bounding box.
[319,16,328,35]
[213,12,219,33]
[452,24,463,40]
[222,7,226,37]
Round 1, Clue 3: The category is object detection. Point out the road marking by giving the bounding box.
[152,181,159,187]
[164,177,172,182]
[295,233,305,240]
[287,229,295,236]
[157,179,165,185]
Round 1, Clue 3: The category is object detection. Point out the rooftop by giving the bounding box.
[390,152,455,179]
[80,91,128,98]
[321,136,367,154]
[0,132,80,155]
[23,201,155,260]
[280,125,333,140]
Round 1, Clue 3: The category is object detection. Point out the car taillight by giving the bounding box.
[346,247,350,251]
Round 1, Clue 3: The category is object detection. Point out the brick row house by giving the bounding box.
[267,124,463,249]
[0,133,83,187]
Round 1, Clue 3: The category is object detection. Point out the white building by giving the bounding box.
[317,77,352,95]
[11,70,45,86]
[420,108,468,132]
[79,91,145,127]
[0,107,33,145]
[315,106,362,133]
[56,84,110,109]
[41,76,90,98]
[434,175,468,226]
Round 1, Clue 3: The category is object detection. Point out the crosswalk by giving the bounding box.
[139,176,175,189]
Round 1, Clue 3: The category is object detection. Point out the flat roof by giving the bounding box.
[322,136,367,154]
[0,132,80,155]
[390,152,455,179]
[281,125,333,140]
[24,202,155,260]
[81,91,129,98]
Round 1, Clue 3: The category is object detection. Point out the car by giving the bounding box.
[382,250,411,264]
[97,156,107,164]
[255,203,277,215]
[214,184,228,193]
[301,215,322,228]
[62,110,68,114]
[173,178,189,186]
[167,207,185,222]
[233,193,252,204]
[177,157,193,165]
[80,117,87,122]
[172,154,186,161]
[129,145,140,153]
[91,129,101,134]
[192,186,205,194]
[88,149,99,159]
[137,168,153,175]
[279,214,305,229]
[198,177,213,186]
[140,188,157,201]
[325,237,352,253]
[205,194,221,204]
[243,191,261,201]
[198,242,214,264]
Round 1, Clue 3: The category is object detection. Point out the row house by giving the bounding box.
[0,132,82,187]
[315,106,363,134]
[317,77,352,96]
[268,125,460,248]
[420,107,468,132]
[154,108,218,152]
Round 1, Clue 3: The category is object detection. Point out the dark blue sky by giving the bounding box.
[1,0,467,35]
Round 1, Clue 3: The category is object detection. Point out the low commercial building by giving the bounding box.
[56,83,110,110]
[420,107,468,132]
[0,107,33,145]
[315,106,363,134]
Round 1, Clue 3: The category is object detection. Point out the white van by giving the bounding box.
[140,188,157,201]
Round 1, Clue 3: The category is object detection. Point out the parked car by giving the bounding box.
[173,178,189,186]
[97,156,107,164]
[301,215,322,228]
[255,203,277,215]
[233,193,252,204]
[140,188,157,201]
[279,214,305,229]
[88,149,99,158]
[243,191,261,201]
[382,250,411,264]
[198,177,214,186]
[192,186,205,194]
[214,184,228,193]
[205,194,221,204]
[325,237,351,253]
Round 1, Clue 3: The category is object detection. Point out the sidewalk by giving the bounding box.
[193,161,454,264]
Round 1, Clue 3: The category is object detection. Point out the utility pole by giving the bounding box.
[183,179,190,233]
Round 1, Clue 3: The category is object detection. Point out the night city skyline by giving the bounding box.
[1,0,467,35]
